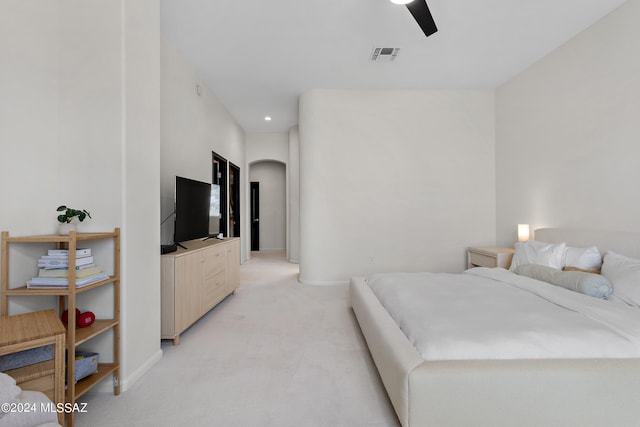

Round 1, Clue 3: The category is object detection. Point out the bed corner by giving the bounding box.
[350,276,423,426]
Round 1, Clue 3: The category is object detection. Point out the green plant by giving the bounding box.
[56,205,92,223]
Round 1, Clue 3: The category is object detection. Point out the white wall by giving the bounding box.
[121,0,162,389]
[1,1,62,237]
[246,132,288,164]
[250,161,287,251]
[0,0,161,391]
[496,0,640,245]
[298,90,496,284]
[288,127,300,263]
[160,39,247,260]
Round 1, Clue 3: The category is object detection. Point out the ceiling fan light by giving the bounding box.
[390,0,414,4]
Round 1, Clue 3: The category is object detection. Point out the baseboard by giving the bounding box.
[297,276,349,286]
[121,349,163,392]
[83,349,163,394]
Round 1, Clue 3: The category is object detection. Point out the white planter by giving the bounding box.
[58,221,78,235]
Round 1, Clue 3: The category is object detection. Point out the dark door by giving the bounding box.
[212,152,228,236]
[229,163,240,237]
[251,182,260,251]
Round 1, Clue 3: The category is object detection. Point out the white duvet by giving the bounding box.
[367,267,640,360]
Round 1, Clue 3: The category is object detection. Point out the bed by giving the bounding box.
[350,228,640,427]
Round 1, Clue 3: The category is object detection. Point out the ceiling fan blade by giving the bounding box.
[406,0,438,38]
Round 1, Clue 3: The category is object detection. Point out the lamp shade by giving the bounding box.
[518,224,530,242]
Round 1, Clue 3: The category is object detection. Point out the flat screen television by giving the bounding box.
[174,176,212,244]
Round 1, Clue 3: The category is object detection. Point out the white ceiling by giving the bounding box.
[161,0,628,133]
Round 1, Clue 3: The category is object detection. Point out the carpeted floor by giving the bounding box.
[75,250,399,426]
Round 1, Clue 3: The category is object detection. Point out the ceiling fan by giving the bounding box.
[390,0,438,38]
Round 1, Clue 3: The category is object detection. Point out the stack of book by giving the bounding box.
[26,248,109,289]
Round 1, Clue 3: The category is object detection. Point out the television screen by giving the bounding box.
[174,176,212,243]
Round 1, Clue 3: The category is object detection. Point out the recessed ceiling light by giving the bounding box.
[264,116,272,121]
[390,0,414,4]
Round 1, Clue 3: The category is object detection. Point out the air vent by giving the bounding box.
[370,47,400,62]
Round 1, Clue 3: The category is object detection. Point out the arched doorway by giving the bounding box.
[249,160,286,251]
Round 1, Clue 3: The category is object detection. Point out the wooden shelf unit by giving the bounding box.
[1,229,121,427]
[0,309,65,425]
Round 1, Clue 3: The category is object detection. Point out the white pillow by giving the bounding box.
[515,264,612,299]
[564,245,602,270]
[509,240,566,272]
[601,250,640,307]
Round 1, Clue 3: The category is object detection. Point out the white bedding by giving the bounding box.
[368,267,640,361]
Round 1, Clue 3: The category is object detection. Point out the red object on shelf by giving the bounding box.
[61,308,81,324]
[77,311,95,328]
[61,309,95,328]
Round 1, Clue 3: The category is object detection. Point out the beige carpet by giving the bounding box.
[76,250,399,426]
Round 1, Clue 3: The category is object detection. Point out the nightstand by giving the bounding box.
[467,247,515,269]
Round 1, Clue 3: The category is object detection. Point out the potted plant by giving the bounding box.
[56,205,91,235]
